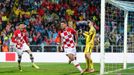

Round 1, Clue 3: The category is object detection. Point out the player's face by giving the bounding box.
[19,24,25,31]
[60,23,66,29]
[88,21,93,27]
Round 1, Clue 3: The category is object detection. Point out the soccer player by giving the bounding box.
[57,21,84,74]
[12,23,39,71]
[83,20,96,73]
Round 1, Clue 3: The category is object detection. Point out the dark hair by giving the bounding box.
[87,20,91,24]
[61,20,67,24]
[17,22,24,26]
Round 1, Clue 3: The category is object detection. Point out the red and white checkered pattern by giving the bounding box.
[12,29,28,49]
[59,28,76,48]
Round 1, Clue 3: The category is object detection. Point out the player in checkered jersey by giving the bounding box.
[57,21,84,74]
[12,23,39,71]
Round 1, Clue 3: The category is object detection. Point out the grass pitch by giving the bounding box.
[0,63,99,75]
[0,63,133,75]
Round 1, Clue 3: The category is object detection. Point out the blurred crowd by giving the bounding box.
[0,0,101,52]
[105,3,134,52]
[0,0,134,52]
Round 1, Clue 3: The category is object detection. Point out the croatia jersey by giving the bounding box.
[58,27,76,48]
[12,29,28,49]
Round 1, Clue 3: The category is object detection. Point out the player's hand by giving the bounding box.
[60,46,63,52]
[84,31,88,33]
[59,45,63,52]
[89,42,93,45]
[75,43,78,46]
[27,43,30,46]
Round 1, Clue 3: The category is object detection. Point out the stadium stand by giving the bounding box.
[0,0,133,52]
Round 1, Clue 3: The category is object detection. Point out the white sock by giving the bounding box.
[72,60,83,72]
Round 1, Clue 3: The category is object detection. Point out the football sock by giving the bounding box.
[86,58,89,69]
[18,55,22,64]
[29,54,34,63]
[72,60,83,72]
[89,58,94,69]
[18,55,22,70]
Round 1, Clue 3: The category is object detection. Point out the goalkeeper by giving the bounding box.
[83,20,96,73]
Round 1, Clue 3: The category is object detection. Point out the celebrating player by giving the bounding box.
[57,20,84,74]
[83,20,96,73]
[12,23,39,71]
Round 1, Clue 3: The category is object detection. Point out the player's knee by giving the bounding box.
[85,53,90,59]
[70,56,75,61]
[67,54,75,61]
[70,58,75,61]
[68,56,74,61]
[85,54,88,59]
[27,50,32,54]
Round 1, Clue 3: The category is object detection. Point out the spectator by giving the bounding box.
[0,0,102,52]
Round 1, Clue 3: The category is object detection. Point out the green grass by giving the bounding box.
[104,63,134,75]
[0,63,100,75]
[0,63,133,75]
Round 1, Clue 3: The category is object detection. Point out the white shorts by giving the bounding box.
[15,43,30,55]
[64,47,76,55]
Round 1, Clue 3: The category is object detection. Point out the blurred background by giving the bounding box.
[0,0,133,53]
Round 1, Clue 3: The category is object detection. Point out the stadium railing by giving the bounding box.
[1,45,134,53]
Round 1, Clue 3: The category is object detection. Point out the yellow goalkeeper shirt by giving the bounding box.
[83,26,96,46]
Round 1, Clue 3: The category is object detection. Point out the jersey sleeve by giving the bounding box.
[23,29,29,44]
[11,31,17,43]
[70,28,76,34]
[89,31,93,35]
[83,31,89,37]
[89,28,96,43]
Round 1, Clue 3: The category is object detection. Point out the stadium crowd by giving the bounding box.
[0,0,134,52]
[0,0,101,52]
[105,3,134,52]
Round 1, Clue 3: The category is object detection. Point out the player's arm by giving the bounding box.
[24,30,30,45]
[89,30,96,44]
[59,37,63,52]
[56,31,63,52]
[71,28,78,45]
[75,31,78,45]
[11,32,17,43]
[83,31,89,37]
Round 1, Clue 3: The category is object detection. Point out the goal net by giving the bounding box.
[100,0,134,74]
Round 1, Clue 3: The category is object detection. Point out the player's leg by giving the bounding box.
[68,59,71,64]
[26,50,39,69]
[18,55,22,71]
[84,46,90,70]
[85,53,94,72]
[68,54,76,64]
[88,46,95,72]
[16,49,23,71]
[65,48,83,74]
[22,43,39,69]
[26,50,34,63]
[84,46,95,73]
[67,54,84,74]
